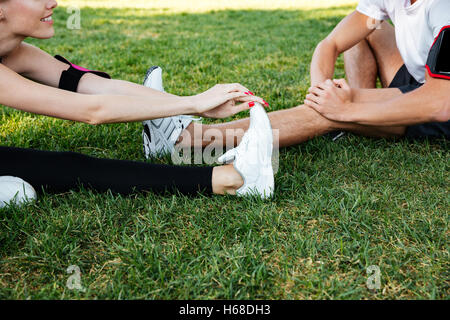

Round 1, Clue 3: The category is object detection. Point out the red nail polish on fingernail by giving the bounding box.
[244,92,249,95]
[249,91,254,95]
[249,102,255,107]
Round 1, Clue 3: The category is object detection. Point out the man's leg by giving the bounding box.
[184,106,336,148]
[344,21,405,88]
[343,39,378,88]
[179,96,405,149]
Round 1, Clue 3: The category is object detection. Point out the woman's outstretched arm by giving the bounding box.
[0,63,258,124]
[4,43,266,119]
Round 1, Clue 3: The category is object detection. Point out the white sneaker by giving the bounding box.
[218,103,274,199]
[0,176,37,208]
[142,66,200,158]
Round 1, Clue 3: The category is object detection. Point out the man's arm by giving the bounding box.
[305,76,450,126]
[349,76,450,126]
[310,11,379,86]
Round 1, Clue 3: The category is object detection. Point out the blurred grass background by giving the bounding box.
[63,0,358,11]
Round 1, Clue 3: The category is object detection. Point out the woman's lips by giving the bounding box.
[40,15,53,24]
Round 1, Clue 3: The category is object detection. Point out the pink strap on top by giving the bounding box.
[54,55,111,79]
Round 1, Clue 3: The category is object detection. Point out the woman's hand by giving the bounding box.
[191,83,269,119]
[304,79,355,122]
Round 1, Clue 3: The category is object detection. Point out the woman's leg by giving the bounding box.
[0,146,243,196]
[0,176,37,208]
[211,164,244,195]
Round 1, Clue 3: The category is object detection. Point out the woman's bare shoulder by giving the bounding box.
[1,42,33,73]
[2,42,69,87]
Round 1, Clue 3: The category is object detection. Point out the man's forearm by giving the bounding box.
[310,40,339,86]
[348,84,449,126]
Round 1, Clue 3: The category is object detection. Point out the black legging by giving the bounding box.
[0,146,213,195]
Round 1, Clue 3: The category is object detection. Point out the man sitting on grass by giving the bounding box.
[143,0,450,158]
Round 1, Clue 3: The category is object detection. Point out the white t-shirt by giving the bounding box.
[356,0,450,83]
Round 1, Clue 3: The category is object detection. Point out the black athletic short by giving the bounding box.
[389,65,449,139]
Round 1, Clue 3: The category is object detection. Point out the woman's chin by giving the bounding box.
[29,26,55,39]
[33,31,55,39]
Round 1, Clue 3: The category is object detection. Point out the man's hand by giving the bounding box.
[306,75,450,127]
[304,79,355,122]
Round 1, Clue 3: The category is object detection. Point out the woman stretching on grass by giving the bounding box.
[0,0,275,208]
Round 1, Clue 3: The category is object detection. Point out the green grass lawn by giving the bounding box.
[0,1,449,299]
